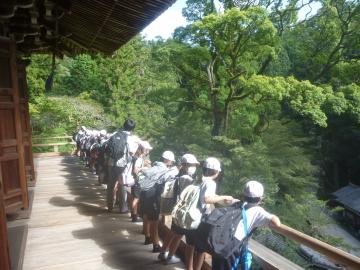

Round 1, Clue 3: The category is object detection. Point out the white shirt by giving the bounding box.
[199,177,217,215]
[121,160,135,186]
[234,205,273,241]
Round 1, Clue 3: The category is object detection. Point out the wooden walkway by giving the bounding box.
[23,156,185,270]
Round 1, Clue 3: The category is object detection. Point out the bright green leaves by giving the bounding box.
[338,84,360,123]
[285,77,328,127]
[232,75,329,127]
[192,7,278,74]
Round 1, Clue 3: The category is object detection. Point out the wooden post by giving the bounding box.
[54,145,59,153]
[17,60,36,185]
[0,178,11,270]
[273,224,360,270]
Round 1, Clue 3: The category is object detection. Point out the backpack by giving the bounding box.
[161,177,178,199]
[106,130,128,161]
[160,177,179,215]
[138,162,170,192]
[72,132,78,142]
[171,184,202,230]
[194,202,255,259]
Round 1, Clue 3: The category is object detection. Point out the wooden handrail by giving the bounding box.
[32,137,76,153]
[32,142,76,147]
[273,224,360,270]
[32,135,75,153]
[32,136,73,140]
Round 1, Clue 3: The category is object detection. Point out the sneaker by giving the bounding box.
[144,237,151,245]
[152,244,161,253]
[158,251,169,261]
[165,255,181,264]
[131,215,139,222]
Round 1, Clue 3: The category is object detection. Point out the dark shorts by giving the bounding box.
[170,222,195,245]
[140,189,160,221]
[131,184,141,198]
[112,166,124,178]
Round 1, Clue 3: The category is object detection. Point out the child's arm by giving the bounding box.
[205,195,234,205]
[269,215,281,227]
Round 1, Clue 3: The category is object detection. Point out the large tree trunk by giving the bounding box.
[210,91,223,136]
[211,98,231,136]
[211,111,225,136]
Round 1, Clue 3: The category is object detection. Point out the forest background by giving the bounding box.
[27,0,360,264]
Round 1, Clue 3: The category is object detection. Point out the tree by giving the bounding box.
[173,7,328,136]
[285,0,360,83]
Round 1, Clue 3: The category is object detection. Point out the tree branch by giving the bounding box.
[230,92,252,101]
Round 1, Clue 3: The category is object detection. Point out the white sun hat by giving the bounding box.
[181,154,200,165]
[203,157,221,172]
[140,140,153,150]
[244,181,264,198]
[162,150,175,162]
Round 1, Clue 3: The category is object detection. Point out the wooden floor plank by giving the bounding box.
[23,156,185,270]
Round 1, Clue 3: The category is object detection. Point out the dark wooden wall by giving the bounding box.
[0,37,34,270]
[0,37,29,213]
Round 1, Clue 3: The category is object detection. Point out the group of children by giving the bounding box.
[73,119,281,270]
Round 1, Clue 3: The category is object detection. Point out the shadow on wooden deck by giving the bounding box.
[24,156,184,270]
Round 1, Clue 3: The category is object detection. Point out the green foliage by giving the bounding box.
[26,54,52,101]
[30,95,112,136]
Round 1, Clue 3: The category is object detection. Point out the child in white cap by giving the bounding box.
[189,157,235,270]
[211,179,281,270]
[142,150,177,252]
[159,153,200,264]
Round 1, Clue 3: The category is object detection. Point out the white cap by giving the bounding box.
[181,154,199,165]
[130,135,141,143]
[162,150,175,162]
[244,181,264,198]
[140,140,153,150]
[203,157,221,172]
[100,130,107,136]
[128,141,139,153]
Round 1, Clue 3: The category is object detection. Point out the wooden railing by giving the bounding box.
[32,136,75,153]
[159,221,360,270]
[273,224,360,270]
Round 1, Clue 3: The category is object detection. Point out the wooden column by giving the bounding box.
[17,60,35,185]
[0,37,28,213]
[0,175,11,270]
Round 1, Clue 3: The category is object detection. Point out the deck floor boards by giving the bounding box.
[23,156,184,270]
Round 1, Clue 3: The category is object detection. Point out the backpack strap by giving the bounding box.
[231,203,252,270]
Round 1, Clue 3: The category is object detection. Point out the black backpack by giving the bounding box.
[72,132,77,142]
[106,130,128,161]
[194,201,255,259]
